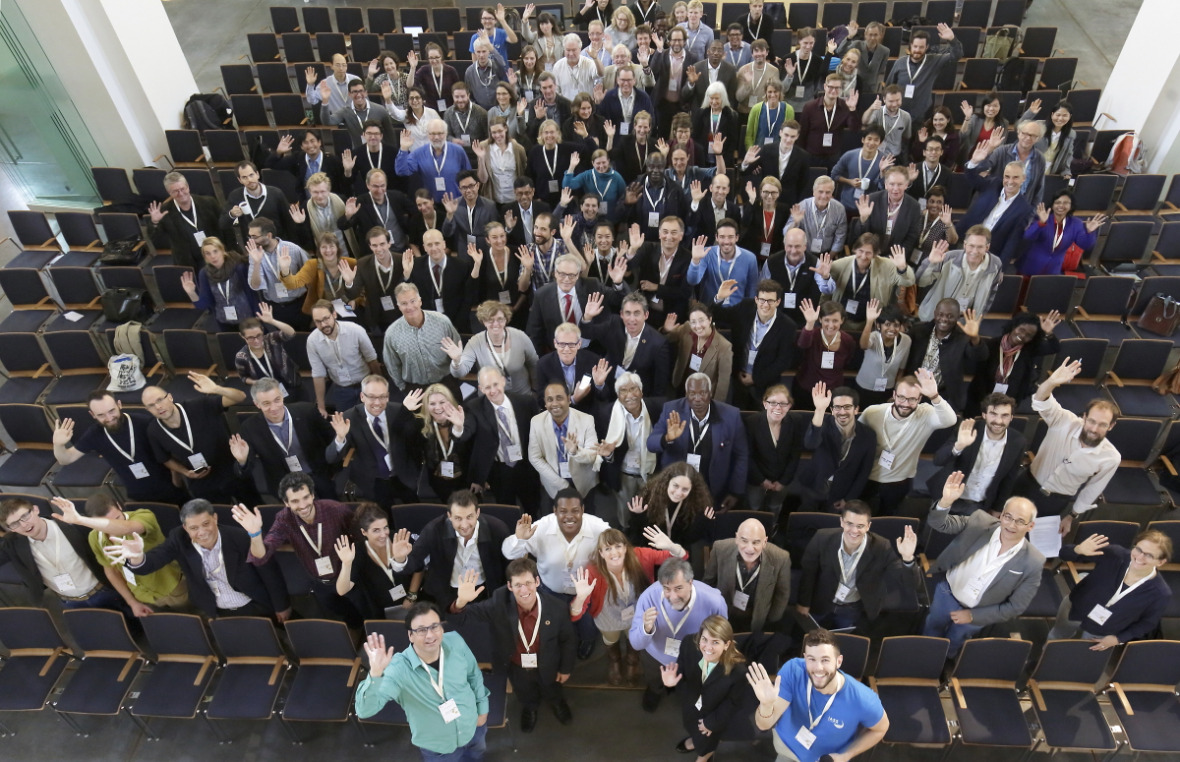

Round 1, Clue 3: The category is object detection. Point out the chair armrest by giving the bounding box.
[1159,454,1177,477]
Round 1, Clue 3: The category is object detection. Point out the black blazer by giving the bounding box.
[763,252,824,328]
[742,411,802,486]
[222,184,295,244]
[534,350,614,418]
[744,144,812,210]
[712,299,799,392]
[406,253,479,331]
[689,107,741,165]
[399,514,511,606]
[956,169,1034,268]
[738,201,790,263]
[526,141,583,206]
[674,638,749,743]
[929,420,1028,513]
[646,49,700,105]
[628,243,693,319]
[238,402,336,497]
[465,391,540,486]
[903,323,988,412]
[344,254,402,332]
[689,198,743,243]
[346,149,400,196]
[448,587,576,679]
[525,279,623,353]
[966,332,1060,412]
[504,200,554,249]
[407,202,445,250]
[265,150,346,202]
[133,523,290,617]
[610,135,659,184]
[337,189,415,256]
[440,197,502,255]
[579,319,672,396]
[324,403,418,498]
[800,417,878,503]
[849,191,923,255]
[145,195,223,270]
[798,528,922,619]
[0,511,105,599]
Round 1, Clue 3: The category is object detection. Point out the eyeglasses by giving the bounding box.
[1019,131,1039,138]
[6,511,35,530]
[1131,545,1160,562]
[554,271,580,280]
[242,333,264,342]
[1000,512,1032,528]
[458,184,479,192]
[831,404,856,412]
[754,297,779,305]
[764,401,790,408]
[894,394,921,405]
[362,392,390,402]
[409,622,444,636]
[554,341,580,349]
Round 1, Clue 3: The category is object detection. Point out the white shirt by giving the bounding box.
[983,190,1019,230]
[501,513,610,593]
[963,431,1007,503]
[30,520,100,597]
[946,526,1026,608]
[450,522,485,587]
[552,56,600,101]
[306,320,378,386]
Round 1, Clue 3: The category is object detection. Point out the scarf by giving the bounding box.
[997,332,1022,383]
[604,400,656,477]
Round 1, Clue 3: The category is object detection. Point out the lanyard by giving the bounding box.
[666,500,683,534]
[1107,568,1157,607]
[490,250,510,289]
[177,202,199,230]
[542,146,558,178]
[849,267,869,297]
[535,242,558,281]
[690,417,710,453]
[269,412,294,454]
[635,140,649,168]
[751,314,776,350]
[517,597,543,653]
[104,415,137,462]
[434,422,455,459]
[881,409,915,452]
[368,415,389,451]
[367,145,383,171]
[431,144,449,177]
[918,213,938,246]
[784,262,801,292]
[764,102,781,134]
[323,267,344,299]
[882,110,903,135]
[838,540,866,587]
[727,48,742,66]
[474,64,494,87]
[375,262,396,294]
[748,14,763,40]
[693,329,715,357]
[823,102,836,131]
[431,67,445,98]
[1053,218,1065,250]
[795,52,813,85]
[736,562,760,593]
[425,646,447,700]
[923,163,941,191]
[905,57,927,87]
[243,187,267,219]
[158,404,196,453]
[643,183,665,214]
[811,204,828,238]
[354,105,371,125]
[455,108,472,135]
[688,26,705,50]
[659,587,696,637]
[430,256,447,296]
[998,349,1021,382]
[763,210,776,241]
[821,329,841,350]
[590,172,612,200]
[710,112,720,136]
[367,539,396,584]
[298,521,323,556]
[807,673,844,729]
[857,150,880,181]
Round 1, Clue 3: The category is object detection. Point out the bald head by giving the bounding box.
[784,227,808,263]
[999,497,1036,542]
[140,385,176,421]
[735,519,768,566]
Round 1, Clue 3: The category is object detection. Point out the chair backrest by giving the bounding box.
[1077,276,1135,318]
[1099,221,1153,265]
[270,5,301,34]
[833,632,870,681]
[163,329,216,374]
[63,608,140,653]
[856,1,886,25]
[285,619,356,660]
[0,607,68,651]
[43,330,107,373]
[335,7,365,34]
[478,503,521,529]
[281,32,315,64]
[1147,520,1180,558]
[0,403,55,445]
[7,210,59,249]
[1110,640,1180,688]
[142,612,215,658]
[1119,174,1166,212]
[1075,520,1142,549]
[0,267,52,309]
[1073,174,1118,214]
[1104,417,1163,463]
[712,510,775,540]
[350,33,381,63]
[210,616,284,658]
[953,637,1031,682]
[1109,339,1174,382]
[1055,338,1109,381]
[986,275,1023,316]
[389,504,447,537]
[450,617,495,665]
[54,213,103,250]
[874,636,949,680]
[367,7,397,35]
[316,32,348,62]
[1023,275,1076,315]
[302,5,333,35]
[1032,639,1112,685]
[126,502,182,536]
[365,618,410,653]
[868,517,918,547]
[0,332,52,375]
[1130,277,1180,318]
[97,212,143,242]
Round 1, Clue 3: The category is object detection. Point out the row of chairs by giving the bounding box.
[0,606,505,745]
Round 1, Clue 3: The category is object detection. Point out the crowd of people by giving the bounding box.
[2,4,1170,761]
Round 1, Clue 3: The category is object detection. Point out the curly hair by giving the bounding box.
[640,462,713,534]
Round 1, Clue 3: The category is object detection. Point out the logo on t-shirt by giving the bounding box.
[829,718,845,729]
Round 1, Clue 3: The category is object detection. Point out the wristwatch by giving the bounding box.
[405,592,419,602]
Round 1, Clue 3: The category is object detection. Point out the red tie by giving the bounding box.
[563,293,574,322]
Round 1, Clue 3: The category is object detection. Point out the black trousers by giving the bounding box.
[861,478,913,516]
[488,461,540,509]
[508,664,564,710]
[1010,469,1073,517]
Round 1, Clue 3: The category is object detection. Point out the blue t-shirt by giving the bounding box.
[774,658,885,762]
[469,28,510,63]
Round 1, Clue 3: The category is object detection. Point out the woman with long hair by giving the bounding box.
[510,45,545,101]
[965,309,1062,415]
[690,82,739,166]
[607,6,637,50]
[660,615,748,761]
[474,118,528,205]
[366,49,413,111]
[278,231,358,317]
[485,83,526,144]
[180,237,257,330]
[570,527,688,684]
[911,105,960,165]
[1024,98,1078,177]
[959,92,1007,166]
[627,462,715,549]
[398,86,442,150]
[333,502,415,617]
[662,301,733,402]
[396,384,474,503]
[521,8,564,70]
[443,300,538,395]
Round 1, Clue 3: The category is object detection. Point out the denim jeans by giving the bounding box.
[420,724,487,762]
[922,579,982,658]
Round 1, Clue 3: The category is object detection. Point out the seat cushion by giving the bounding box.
[54,658,141,715]
[131,662,211,719]
[0,377,53,404]
[878,686,951,744]
[1035,690,1116,751]
[51,453,112,489]
[1108,387,1178,418]
[205,664,284,720]
[956,687,1032,747]
[0,451,56,487]
[282,665,354,722]
[1112,691,1180,753]
[1103,469,1165,506]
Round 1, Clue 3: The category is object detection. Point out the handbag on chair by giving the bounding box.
[1137,293,1180,337]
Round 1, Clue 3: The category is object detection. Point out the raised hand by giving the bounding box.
[391,528,414,561]
[515,513,536,540]
[643,525,678,553]
[591,358,612,388]
[401,248,415,278]
[1035,202,1049,224]
[628,223,644,251]
[690,235,708,264]
[573,120,589,138]
[441,335,464,361]
[406,50,419,72]
[402,388,425,412]
[1074,533,1109,557]
[363,633,396,677]
[305,66,318,86]
[339,258,356,286]
[856,193,874,222]
[560,187,574,208]
[954,419,977,452]
[867,95,883,113]
[665,410,686,442]
[229,433,251,465]
[624,182,642,205]
[148,200,167,225]
[318,79,332,101]
[791,203,805,224]
[799,297,819,327]
[342,149,356,172]
[812,380,831,412]
[245,238,265,265]
[928,239,949,264]
[52,416,75,446]
[534,99,547,119]
[865,298,882,324]
[896,525,918,562]
[608,254,627,284]
[288,203,306,226]
[188,371,219,395]
[809,252,832,280]
[627,496,649,514]
[746,661,782,706]
[180,270,198,297]
[960,100,974,120]
[441,192,460,216]
[686,65,700,84]
[889,245,908,272]
[915,367,939,399]
[846,90,859,110]
[743,145,761,168]
[710,133,725,157]
[515,245,535,271]
[102,532,145,565]
[1047,356,1083,386]
[441,401,465,429]
[661,661,683,687]
[663,312,678,332]
[603,119,615,137]
[1040,309,1062,335]
[230,503,263,536]
[330,411,351,441]
[917,126,929,142]
[50,496,82,525]
[456,568,485,606]
[335,535,355,565]
[937,22,954,40]
[940,205,954,227]
[714,278,739,304]
[970,139,991,165]
[572,566,597,598]
[399,129,415,152]
[472,139,486,159]
[960,308,981,338]
[689,179,707,204]
[656,137,669,155]
[940,470,966,506]
[1084,213,1108,233]
[642,606,658,633]
[879,153,896,171]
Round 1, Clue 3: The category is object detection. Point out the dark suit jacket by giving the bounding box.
[628,243,693,319]
[610,135,660,183]
[646,49,701,105]
[648,398,749,499]
[526,140,582,206]
[265,150,345,202]
[337,190,415,256]
[800,417,878,502]
[929,420,1027,513]
[522,96,574,142]
[440,197,502,255]
[763,253,824,327]
[742,411,802,486]
[534,350,613,418]
[927,505,1046,626]
[966,332,1060,410]
[744,145,812,210]
[238,402,336,497]
[222,184,294,243]
[704,540,791,632]
[738,202,790,262]
[399,514,511,606]
[525,279,622,353]
[344,254,402,332]
[145,195,223,270]
[712,299,798,393]
[903,323,989,411]
[798,529,923,619]
[465,391,540,486]
[448,587,576,679]
[681,61,739,111]
[0,512,105,599]
[324,403,418,497]
[956,168,1034,267]
[690,107,740,165]
[579,319,672,396]
[504,200,554,249]
[132,523,290,617]
[849,191,923,254]
[406,253,479,331]
[673,638,749,739]
[689,198,742,243]
[598,89,657,134]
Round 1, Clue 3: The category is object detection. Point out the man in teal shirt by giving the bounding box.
[356,602,490,760]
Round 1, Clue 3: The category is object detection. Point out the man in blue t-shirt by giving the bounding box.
[748,629,889,762]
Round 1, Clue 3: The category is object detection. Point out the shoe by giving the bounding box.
[520,707,538,733]
[642,689,661,713]
[577,639,595,660]
[675,737,695,753]
[625,650,643,685]
[552,699,573,725]
[606,642,624,686]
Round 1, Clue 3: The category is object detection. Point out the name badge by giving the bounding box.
[129,462,150,479]
[873,377,888,392]
[381,295,396,311]
[689,354,703,371]
[521,653,538,669]
[188,453,209,470]
[811,237,824,252]
[615,365,627,378]
[664,637,681,657]
[506,444,523,462]
[460,134,471,146]
[878,450,895,469]
[389,584,407,601]
[993,382,1009,394]
[648,212,660,228]
[904,84,915,99]
[686,453,702,470]
[193,231,207,246]
[578,374,592,390]
[280,383,290,398]
[600,201,608,214]
[845,299,859,315]
[315,556,334,576]
[957,297,970,310]
[783,293,796,309]
[764,136,775,145]
[1087,603,1113,625]
[53,572,78,593]
[668,78,679,93]
[822,132,834,147]
[524,90,535,102]
[435,177,447,192]
[439,698,461,723]
[549,180,560,193]
[795,85,805,99]
[285,455,303,472]
[733,590,749,611]
[695,695,703,711]
[795,725,817,750]
[747,349,758,367]
[434,298,445,313]
[122,565,138,587]
[222,306,238,322]
[620,122,630,135]
[760,242,771,258]
[834,582,852,603]
[498,290,512,304]
[441,461,455,478]
[437,99,448,112]
[558,460,572,479]
[275,283,289,298]
[821,351,836,369]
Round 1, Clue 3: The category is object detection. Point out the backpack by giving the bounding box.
[107,322,147,392]
[996,57,1038,94]
[184,93,232,133]
[983,25,1022,60]
[1107,132,1147,175]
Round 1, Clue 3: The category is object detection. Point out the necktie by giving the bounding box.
[563,293,574,323]
[496,406,516,464]
[433,264,442,297]
[372,416,391,477]
[623,335,638,368]
[522,208,533,243]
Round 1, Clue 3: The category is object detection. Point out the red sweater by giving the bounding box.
[572,547,683,621]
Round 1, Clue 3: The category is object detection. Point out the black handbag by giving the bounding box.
[99,237,144,266]
[100,287,146,323]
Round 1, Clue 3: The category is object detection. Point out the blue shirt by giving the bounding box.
[687,246,760,307]
[395,143,472,201]
[628,580,728,665]
[469,27,510,62]
[265,410,309,472]
[774,659,885,762]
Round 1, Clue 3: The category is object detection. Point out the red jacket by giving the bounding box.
[572,547,684,621]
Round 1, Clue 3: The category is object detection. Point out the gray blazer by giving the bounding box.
[927,505,1045,627]
[915,249,1004,321]
[783,198,848,256]
[835,39,891,93]
[704,539,791,633]
[1023,109,1076,175]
